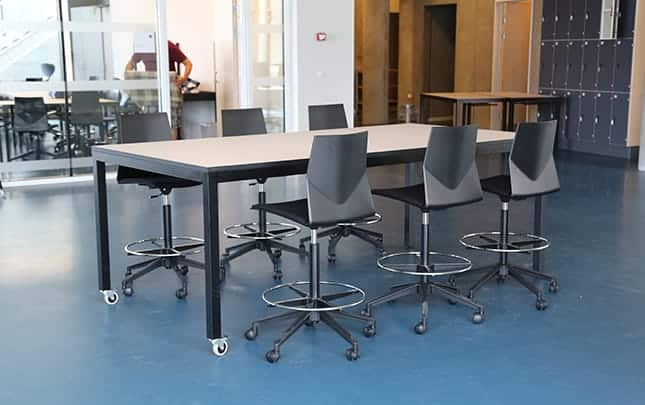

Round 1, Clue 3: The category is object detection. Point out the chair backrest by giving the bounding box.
[119,113,171,144]
[221,108,267,137]
[423,125,482,207]
[308,104,348,130]
[509,120,560,197]
[70,91,103,124]
[41,63,55,80]
[306,132,376,227]
[13,97,49,132]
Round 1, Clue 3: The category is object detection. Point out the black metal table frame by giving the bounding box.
[92,137,543,355]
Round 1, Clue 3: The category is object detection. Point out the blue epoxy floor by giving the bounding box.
[1,153,644,404]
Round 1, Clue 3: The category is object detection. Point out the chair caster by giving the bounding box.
[122,286,133,297]
[548,280,559,293]
[536,298,548,311]
[244,326,258,341]
[363,324,376,338]
[414,321,428,335]
[272,267,283,281]
[467,291,475,300]
[472,311,484,324]
[124,270,132,277]
[447,298,458,305]
[266,349,280,363]
[175,288,188,300]
[345,348,360,361]
[448,276,457,288]
[101,290,119,305]
[328,254,337,263]
[360,308,371,317]
[178,265,188,276]
[305,319,319,327]
[210,338,229,357]
[273,249,282,259]
[496,275,507,284]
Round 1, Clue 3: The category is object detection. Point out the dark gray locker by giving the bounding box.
[597,41,615,91]
[553,42,569,88]
[614,39,633,92]
[594,93,611,142]
[564,92,582,140]
[567,42,584,89]
[610,94,629,146]
[542,0,557,39]
[540,42,555,88]
[555,0,571,39]
[579,92,596,141]
[585,0,602,39]
[570,0,587,38]
[582,41,599,90]
[538,90,554,121]
[618,0,636,38]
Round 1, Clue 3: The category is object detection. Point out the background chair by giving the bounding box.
[69,91,105,156]
[244,132,376,363]
[117,113,204,300]
[460,121,560,310]
[219,108,304,280]
[9,97,57,161]
[363,126,485,334]
[298,103,383,262]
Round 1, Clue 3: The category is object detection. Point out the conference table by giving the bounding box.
[92,123,545,356]
[419,91,564,130]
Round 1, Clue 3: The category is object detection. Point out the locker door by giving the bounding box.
[555,0,571,39]
[585,0,602,39]
[597,41,615,91]
[618,0,636,38]
[542,0,557,39]
[567,41,584,89]
[553,42,569,88]
[610,94,629,146]
[565,92,582,141]
[582,41,599,90]
[539,42,555,88]
[538,90,554,121]
[594,93,611,143]
[579,92,596,141]
[570,0,587,38]
[614,39,633,92]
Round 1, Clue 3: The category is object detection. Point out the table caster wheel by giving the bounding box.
[175,288,188,300]
[328,254,337,264]
[266,349,280,363]
[122,286,133,297]
[536,298,548,311]
[414,321,428,335]
[548,280,559,293]
[244,326,258,341]
[101,290,119,305]
[472,311,484,324]
[210,338,229,357]
[345,348,360,361]
[363,325,376,338]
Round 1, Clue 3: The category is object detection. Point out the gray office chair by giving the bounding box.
[9,97,57,161]
[362,126,485,334]
[298,104,384,262]
[244,132,376,363]
[70,91,105,156]
[40,63,55,81]
[219,108,304,280]
[117,113,204,300]
[460,121,560,310]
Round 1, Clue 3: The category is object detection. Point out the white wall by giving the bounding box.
[284,0,355,131]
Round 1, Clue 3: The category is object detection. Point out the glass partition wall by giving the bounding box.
[0,0,168,181]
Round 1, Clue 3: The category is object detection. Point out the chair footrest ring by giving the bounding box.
[376,251,472,277]
[261,281,366,312]
[124,236,204,257]
[459,232,550,253]
[336,213,382,227]
[224,222,300,240]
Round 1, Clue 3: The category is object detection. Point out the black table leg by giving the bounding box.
[501,101,508,131]
[533,195,543,272]
[507,101,515,131]
[94,159,117,305]
[202,173,228,356]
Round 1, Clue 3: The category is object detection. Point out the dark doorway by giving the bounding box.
[423,4,456,125]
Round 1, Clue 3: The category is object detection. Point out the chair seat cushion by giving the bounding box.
[374,184,482,210]
[481,175,560,201]
[117,167,200,190]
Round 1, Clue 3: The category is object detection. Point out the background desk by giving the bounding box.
[93,123,544,356]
